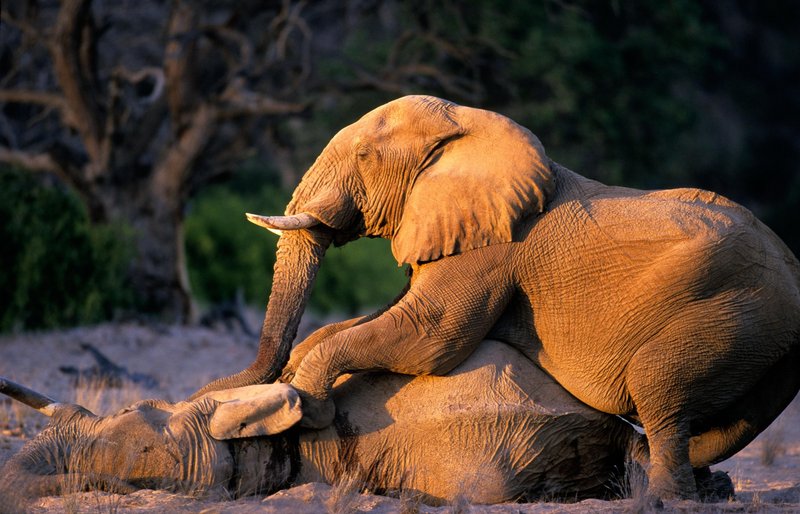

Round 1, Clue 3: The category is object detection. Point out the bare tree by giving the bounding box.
[0,0,311,321]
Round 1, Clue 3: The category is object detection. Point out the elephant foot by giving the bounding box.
[646,467,699,503]
[643,494,665,510]
[295,389,335,429]
[694,468,735,502]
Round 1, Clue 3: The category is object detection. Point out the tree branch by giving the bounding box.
[185,143,255,197]
[112,66,165,103]
[0,8,43,41]
[200,25,253,81]
[393,64,478,101]
[151,102,217,201]
[0,89,66,110]
[50,0,105,169]
[0,144,109,222]
[0,146,62,174]
[218,77,308,117]
[265,0,312,92]
[164,0,198,133]
[347,66,414,96]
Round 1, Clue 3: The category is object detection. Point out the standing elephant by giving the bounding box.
[1,342,651,505]
[193,95,800,501]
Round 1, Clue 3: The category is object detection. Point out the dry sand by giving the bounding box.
[1,321,798,513]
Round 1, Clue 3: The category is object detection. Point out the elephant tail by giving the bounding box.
[688,342,800,467]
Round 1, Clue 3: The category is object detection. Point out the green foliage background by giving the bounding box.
[0,169,133,331]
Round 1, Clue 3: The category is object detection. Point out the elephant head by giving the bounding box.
[193,95,555,397]
[0,377,301,499]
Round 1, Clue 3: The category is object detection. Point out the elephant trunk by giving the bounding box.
[1,452,68,500]
[1,440,137,501]
[0,387,135,503]
[191,228,332,398]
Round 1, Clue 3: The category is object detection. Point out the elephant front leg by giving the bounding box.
[290,257,515,428]
[279,316,368,383]
[280,282,410,383]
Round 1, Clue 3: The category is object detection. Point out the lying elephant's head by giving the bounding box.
[0,377,301,499]
[194,95,555,396]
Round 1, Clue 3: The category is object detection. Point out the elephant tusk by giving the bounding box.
[245,212,319,235]
[0,377,61,416]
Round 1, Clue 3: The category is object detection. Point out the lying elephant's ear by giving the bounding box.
[208,383,302,439]
[392,106,555,265]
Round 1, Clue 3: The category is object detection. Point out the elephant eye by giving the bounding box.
[356,147,370,159]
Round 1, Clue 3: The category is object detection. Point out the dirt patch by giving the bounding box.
[1,322,798,513]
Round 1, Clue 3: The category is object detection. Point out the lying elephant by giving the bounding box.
[1,342,657,505]
[193,95,800,501]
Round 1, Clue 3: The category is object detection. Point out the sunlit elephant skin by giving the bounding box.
[1,342,649,505]
[195,95,800,500]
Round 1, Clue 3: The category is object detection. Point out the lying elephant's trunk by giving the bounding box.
[2,455,138,500]
[0,378,136,502]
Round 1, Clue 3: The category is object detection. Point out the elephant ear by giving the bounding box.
[392,107,555,265]
[207,383,302,439]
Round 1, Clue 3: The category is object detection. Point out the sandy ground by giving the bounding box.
[0,321,798,513]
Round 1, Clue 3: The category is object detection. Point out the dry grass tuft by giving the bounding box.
[325,473,362,514]
[760,425,785,466]
[613,459,652,514]
[448,486,472,514]
[57,435,92,513]
[56,433,128,514]
[70,376,146,416]
[751,490,763,509]
[399,487,424,514]
[7,399,46,437]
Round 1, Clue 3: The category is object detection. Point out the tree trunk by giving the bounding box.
[94,181,194,323]
[125,203,193,323]
[0,0,343,325]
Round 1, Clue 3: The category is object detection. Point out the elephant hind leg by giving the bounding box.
[626,337,800,501]
[689,343,800,468]
[637,415,698,500]
[625,347,699,500]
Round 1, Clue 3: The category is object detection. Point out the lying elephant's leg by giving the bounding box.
[693,467,734,502]
[291,254,515,428]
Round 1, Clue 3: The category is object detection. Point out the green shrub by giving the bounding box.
[185,186,282,307]
[311,237,407,316]
[0,169,133,331]
[185,179,406,316]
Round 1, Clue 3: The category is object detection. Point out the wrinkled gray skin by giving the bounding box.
[2,342,651,505]
[194,95,800,501]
